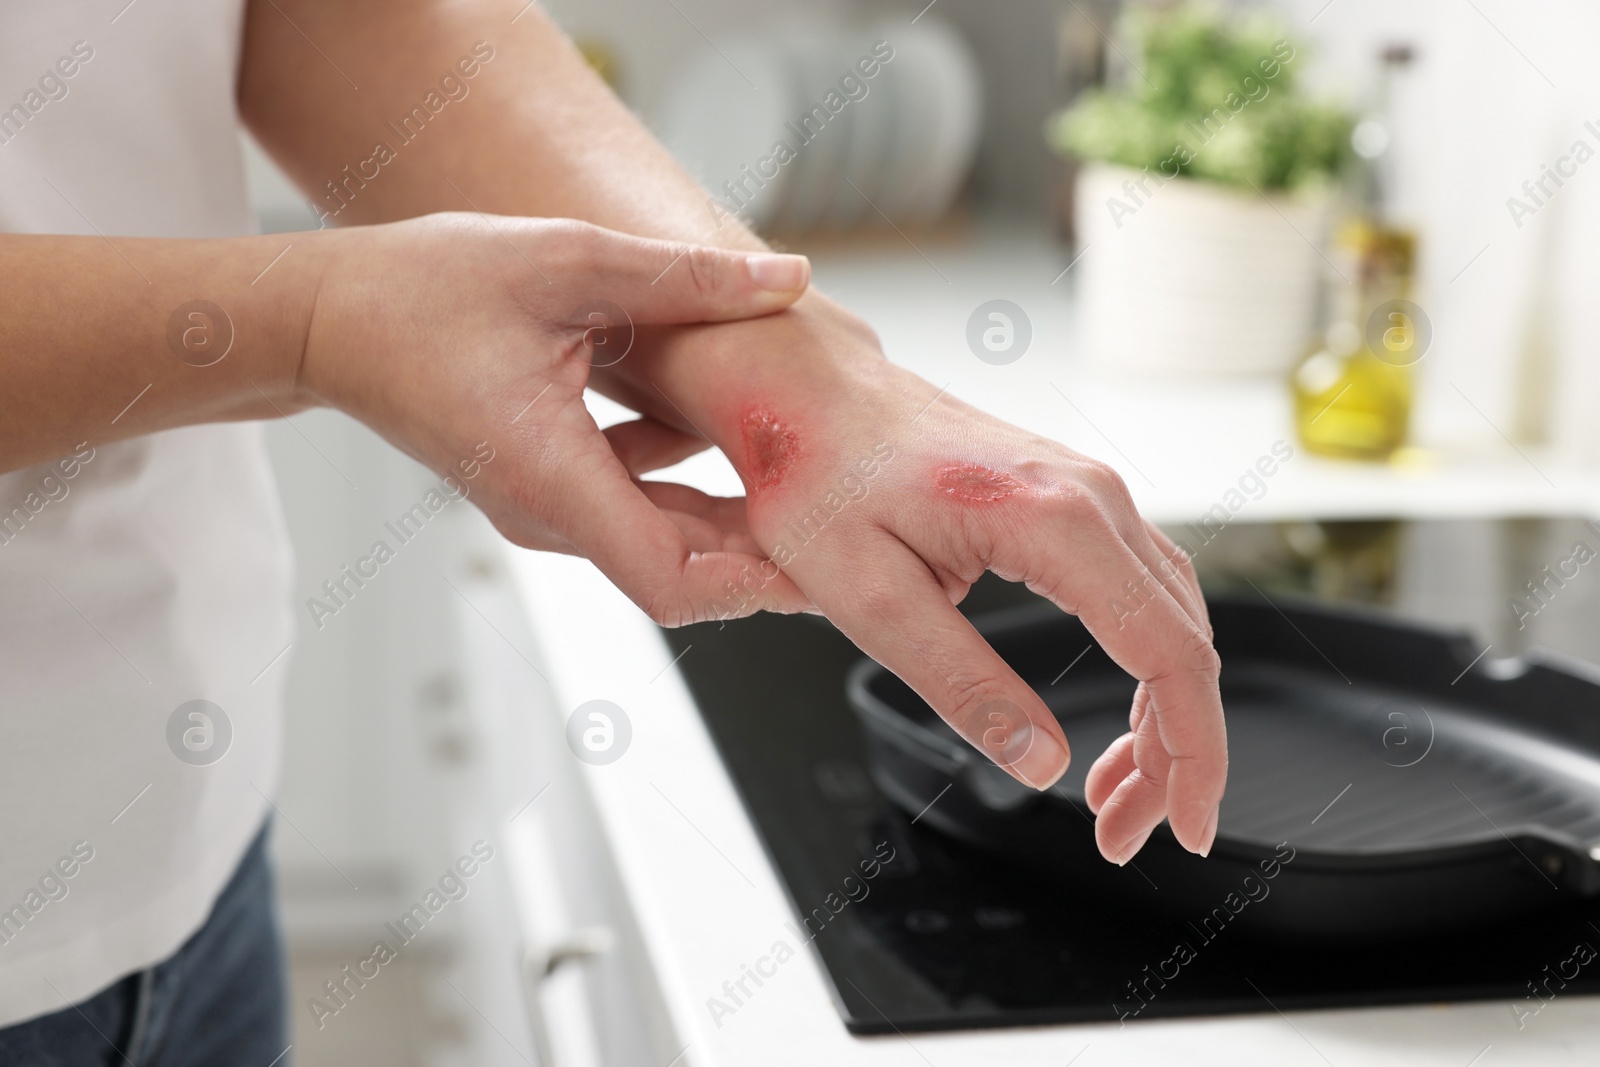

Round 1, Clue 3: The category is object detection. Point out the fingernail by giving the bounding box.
[746,253,810,291]
[1000,723,1069,791]
[1198,806,1220,858]
[1111,826,1154,866]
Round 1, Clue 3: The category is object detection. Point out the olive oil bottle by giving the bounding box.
[1291,45,1419,462]
[1292,220,1418,460]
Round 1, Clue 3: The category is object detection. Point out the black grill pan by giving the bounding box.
[848,596,1600,941]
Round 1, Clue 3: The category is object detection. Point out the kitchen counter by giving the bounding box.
[807,220,1600,525]
[498,226,1600,1064]
[506,546,1600,1065]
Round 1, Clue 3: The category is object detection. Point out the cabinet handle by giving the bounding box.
[534,926,616,977]
[518,926,616,1067]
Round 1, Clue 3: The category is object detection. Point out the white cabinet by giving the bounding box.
[452,550,682,1067]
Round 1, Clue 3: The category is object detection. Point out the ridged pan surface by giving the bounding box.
[850,597,1600,937]
[1044,665,1600,857]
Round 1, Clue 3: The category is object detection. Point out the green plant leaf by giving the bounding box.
[1046,2,1352,190]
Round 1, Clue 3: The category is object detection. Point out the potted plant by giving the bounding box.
[1047,4,1353,376]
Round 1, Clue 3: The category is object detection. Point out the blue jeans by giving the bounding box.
[0,820,289,1067]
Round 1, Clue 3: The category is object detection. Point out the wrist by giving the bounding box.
[148,231,333,419]
[631,289,889,420]
[707,292,896,435]
[291,225,376,414]
[622,288,905,490]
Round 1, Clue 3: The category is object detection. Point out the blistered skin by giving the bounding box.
[936,463,1024,505]
[741,408,800,489]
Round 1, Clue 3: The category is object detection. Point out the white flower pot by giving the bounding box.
[1073,162,1328,376]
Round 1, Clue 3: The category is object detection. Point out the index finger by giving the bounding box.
[794,532,1072,791]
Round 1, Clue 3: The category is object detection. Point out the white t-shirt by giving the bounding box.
[0,1,294,1027]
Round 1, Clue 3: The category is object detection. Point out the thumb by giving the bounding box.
[560,225,810,325]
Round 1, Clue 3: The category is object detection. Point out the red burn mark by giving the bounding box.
[936,463,1024,505]
[741,409,799,490]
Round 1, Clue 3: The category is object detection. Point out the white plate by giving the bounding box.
[772,27,854,232]
[656,37,801,232]
[869,27,941,224]
[895,19,983,226]
[826,27,899,229]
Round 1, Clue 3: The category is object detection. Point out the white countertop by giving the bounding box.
[803,220,1600,525]
[507,547,1600,1066]
[503,227,1600,1064]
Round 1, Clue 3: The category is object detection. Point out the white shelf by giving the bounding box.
[584,219,1598,525]
[802,219,1600,526]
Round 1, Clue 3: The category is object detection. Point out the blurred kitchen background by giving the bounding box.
[238,0,1600,1063]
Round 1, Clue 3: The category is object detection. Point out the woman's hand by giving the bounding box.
[302,215,1225,865]
[299,212,820,618]
[232,0,1225,867]
[619,295,1227,865]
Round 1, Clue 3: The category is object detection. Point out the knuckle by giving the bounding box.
[546,218,602,270]
[840,311,882,351]
[1047,482,1113,530]
[556,217,600,245]
[638,584,692,628]
[1182,627,1222,682]
[943,672,995,734]
[682,244,725,296]
[1155,550,1195,596]
[942,672,1025,748]
[1081,459,1136,516]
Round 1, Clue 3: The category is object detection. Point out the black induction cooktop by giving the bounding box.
[662,517,1600,1034]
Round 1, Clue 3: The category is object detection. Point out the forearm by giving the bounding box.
[237,0,885,473]
[0,233,322,473]
[239,0,762,250]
